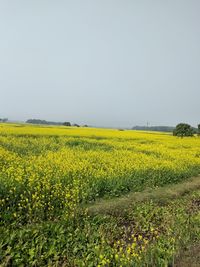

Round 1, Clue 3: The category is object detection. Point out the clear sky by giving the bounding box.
[0,1,200,127]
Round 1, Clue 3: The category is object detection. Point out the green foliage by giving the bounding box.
[0,118,8,122]
[63,121,71,126]
[73,123,80,127]
[132,125,175,132]
[0,191,200,266]
[173,123,194,137]
[26,119,63,125]
[198,124,200,136]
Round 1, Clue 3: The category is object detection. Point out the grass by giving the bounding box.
[174,243,200,267]
[86,175,200,266]
[88,175,200,215]
[1,181,200,266]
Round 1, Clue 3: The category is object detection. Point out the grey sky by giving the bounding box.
[0,1,200,127]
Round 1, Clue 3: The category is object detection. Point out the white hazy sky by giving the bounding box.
[0,0,200,127]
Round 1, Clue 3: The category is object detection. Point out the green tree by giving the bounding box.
[63,122,71,126]
[173,123,194,137]
[198,124,200,136]
[73,123,80,127]
[0,118,8,123]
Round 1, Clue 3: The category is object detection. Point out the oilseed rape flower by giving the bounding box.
[0,123,200,226]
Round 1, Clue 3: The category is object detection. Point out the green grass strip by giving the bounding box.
[88,175,200,215]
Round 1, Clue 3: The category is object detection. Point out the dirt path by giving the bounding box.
[174,243,200,267]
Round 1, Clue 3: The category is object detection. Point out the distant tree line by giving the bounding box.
[26,119,63,125]
[26,119,88,127]
[63,122,71,126]
[23,119,200,136]
[63,122,82,127]
[132,123,200,137]
[0,118,8,122]
[132,126,175,132]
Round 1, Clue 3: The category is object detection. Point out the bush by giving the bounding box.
[63,122,71,126]
[198,124,200,136]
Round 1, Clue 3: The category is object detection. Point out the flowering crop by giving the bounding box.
[0,123,200,266]
[0,123,200,225]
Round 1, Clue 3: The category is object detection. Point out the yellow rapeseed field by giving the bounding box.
[1,123,200,266]
[0,123,200,224]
